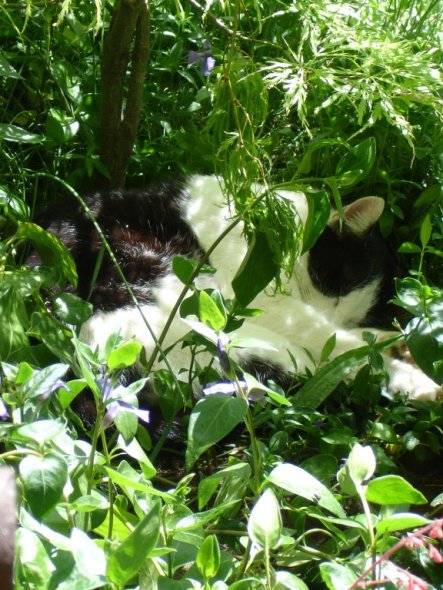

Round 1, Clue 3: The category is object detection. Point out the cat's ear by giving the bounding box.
[329,196,385,236]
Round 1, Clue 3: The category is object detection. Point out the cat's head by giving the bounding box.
[297,196,395,327]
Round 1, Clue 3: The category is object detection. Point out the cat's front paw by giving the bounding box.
[385,357,442,401]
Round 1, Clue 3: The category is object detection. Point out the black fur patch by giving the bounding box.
[31,181,204,310]
[307,225,396,328]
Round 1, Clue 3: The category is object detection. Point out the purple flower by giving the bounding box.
[188,40,216,76]
[100,379,149,429]
[0,397,9,420]
[103,401,150,429]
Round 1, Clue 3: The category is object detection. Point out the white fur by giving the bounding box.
[80,176,441,401]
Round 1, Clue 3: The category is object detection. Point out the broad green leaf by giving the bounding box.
[0,123,45,144]
[319,562,358,590]
[198,462,250,509]
[107,341,142,369]
[320,333,337,363]
[348,444,376,487]
[398,241,421,254]
[302,189,330,253]
[366,475,427,505]
[28,312,74,363]
[70,528,107,579]
[269,463,345,518]
[104,467,174,501]
[186,394,248,470]
[196,535,221,580]
[0,287,29,361]
[19,452,68,518]
[232,230,280,307]
[199,290,226,331]
[173,255,198,284]
[248,488,282,550]
[15,528,53,590]
[16,222,77,286]
[335,137,376,188]
[292,345,371,408]
[0,269,47,296]
[406,316,443,385]
[375,513,430,536]
[52,292,93,324]
[21,363,69,401]
[107,501,161,586]
[16,419,66,444]
[0,55,22,78]
[275,571,309,590]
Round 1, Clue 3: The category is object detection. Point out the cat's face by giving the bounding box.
[296,197,393,327]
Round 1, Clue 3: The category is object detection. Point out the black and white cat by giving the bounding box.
[39,176,441,401]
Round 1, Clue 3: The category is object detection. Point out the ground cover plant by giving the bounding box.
[0,0,443,588]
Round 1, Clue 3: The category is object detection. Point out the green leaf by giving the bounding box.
[21,363,69,401]
[196,535,221,580]
[199,290,226,332]
[0,123,45,144]
[16,419,66,445]
[173,255,198,284]
[107,341,143,369]
[107,500,161,587]
[366,475,427,505]
[268,463,345,518]
[15,529,53,590]
[52,293,93,324]
[275,571,309,590]
[248,488,282,550]
[292,345,371,408]
[70,528,107,580]
[104,466,174,501]
[319,562,358,590]
[302,190,330,254]
[28,312,74,363]
[19,452,68,518]
[186,394,248,470]
[375,513,430,536]
[420,214,432,249]
[398,241,421,254]
[232,231,280,307]
[406,317,443,385]
[0,287,29,361]
[0,55,22,78]
[16,222,77,286]
[335,138,376,188]
[320,333,337,363]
